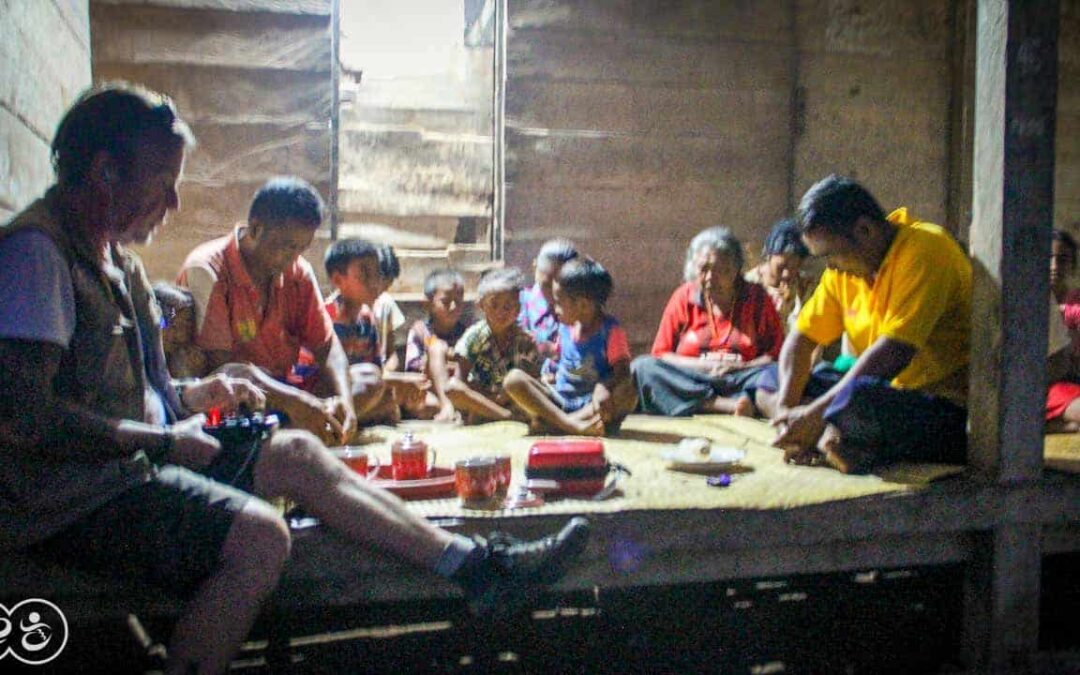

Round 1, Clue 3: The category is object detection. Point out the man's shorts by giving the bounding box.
[29,465,253,600]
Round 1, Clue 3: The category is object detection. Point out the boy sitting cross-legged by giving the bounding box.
[504,257,638,436]
[323,238,428,425]
[447,268,542,423]
[403,269,471,421]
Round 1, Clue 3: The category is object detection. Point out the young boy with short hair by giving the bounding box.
[323,238,427,424]
[450,269,541,422]
[505,257,637,436]
[404,268,471,421]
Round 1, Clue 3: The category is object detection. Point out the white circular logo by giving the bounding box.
[0,599,69,665]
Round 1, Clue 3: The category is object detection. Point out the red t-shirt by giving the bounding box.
[178,227,334,379]
[650,281,783,362]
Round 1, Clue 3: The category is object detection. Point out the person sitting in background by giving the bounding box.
[632,227,784,417]
[154,282,208,379]
[505,257,637,436]
[755,175,971,474]
[745,218,810,334]
[178,177,355,445]
[519,238,579,358]
[373,243,406,371]
[449,268,542,423]
[322,238,427,426]
[404,268,471,421]
[1046,229,1080,432]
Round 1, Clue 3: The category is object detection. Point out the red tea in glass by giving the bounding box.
[492,455,512,499]
[335,447,380,479]
[455,457,498,507]
[391,432,435,481]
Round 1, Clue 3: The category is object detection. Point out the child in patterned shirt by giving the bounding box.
[450,268,541,423]
[505,257,637,436]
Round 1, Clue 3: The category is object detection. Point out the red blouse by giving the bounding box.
[650,281,784,362]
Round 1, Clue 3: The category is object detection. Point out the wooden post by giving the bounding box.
[968,0,1058,482]
[965,0,1058,671]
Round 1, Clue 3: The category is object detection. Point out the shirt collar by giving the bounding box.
[224,224,286,290]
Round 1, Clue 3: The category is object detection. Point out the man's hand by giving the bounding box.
[285,394,346,446]
[167,414,222,469]
[324,395,357,445]
[385,374,430,409]
[434,401,458,423]
[182,374,266,413]
[771,404,826,457]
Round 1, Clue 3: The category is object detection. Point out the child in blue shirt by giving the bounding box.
[505,257,637,436]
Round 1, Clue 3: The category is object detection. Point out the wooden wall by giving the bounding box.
[503,0,959,353]
[0,0,92,222]
[1057,0,1080,233]
[504,1,793,351]
[90,0,333,282]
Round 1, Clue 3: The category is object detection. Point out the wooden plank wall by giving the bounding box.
[792,0,953,225]
[90,0,333,282]
[504,0,797,352]
[0,0,92,223]
[1056,0,1080,232]
[503,0,961,354]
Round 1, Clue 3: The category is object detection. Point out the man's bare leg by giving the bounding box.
[755,389,780,419]
[252,430,453,568]
[166,500,291,675]
[503,369,603,436]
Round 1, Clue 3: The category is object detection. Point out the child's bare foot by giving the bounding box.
[566,414,605,437]
[733,395,754,417]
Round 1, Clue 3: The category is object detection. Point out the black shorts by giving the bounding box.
[29,465,253,600]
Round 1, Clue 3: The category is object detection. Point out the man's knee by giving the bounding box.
[257,429,338,493]
[220,500,291,588]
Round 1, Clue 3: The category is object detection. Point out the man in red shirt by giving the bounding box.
[179,177,356,444]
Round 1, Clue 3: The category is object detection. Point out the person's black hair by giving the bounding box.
[763,218,809,258]
[249,176,325,229]
[52,82,195,188]
[324,238,379,277]
[536,238,580,269]
[376,243,400,281]
[423,268,465,300]
[557,257,613,307]
[798,175,886,237]
[1053,229,1078,268]
[477,267,525,300]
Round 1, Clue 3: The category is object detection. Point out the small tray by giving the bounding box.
[370,465,456,500]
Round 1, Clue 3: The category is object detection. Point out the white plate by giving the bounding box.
[661,444,746,470]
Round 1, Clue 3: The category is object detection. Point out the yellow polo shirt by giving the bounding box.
[795,208,972,406]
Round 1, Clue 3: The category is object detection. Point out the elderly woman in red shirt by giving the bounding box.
[632,226,784,416]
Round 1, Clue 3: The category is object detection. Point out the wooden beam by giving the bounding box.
[968,0,1059,482]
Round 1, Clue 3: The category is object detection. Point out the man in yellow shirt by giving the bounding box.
[754,175,971,473]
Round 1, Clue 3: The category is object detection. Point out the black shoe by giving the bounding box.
[455,516,591,617]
